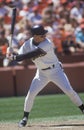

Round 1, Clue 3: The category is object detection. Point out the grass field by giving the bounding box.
[0,93,84,123]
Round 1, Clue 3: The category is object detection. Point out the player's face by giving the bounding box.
[33,34,46,43]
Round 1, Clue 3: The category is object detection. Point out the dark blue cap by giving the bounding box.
[31,25,48,35]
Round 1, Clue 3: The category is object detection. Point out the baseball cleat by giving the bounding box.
[18,117,28,127]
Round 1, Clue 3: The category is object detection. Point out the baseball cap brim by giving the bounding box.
[37,30,48,35]
[33,30,48,35]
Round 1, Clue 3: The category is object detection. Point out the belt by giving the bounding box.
[41,64,55,70]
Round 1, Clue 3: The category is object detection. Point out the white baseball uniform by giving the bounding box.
[18,37,83,112]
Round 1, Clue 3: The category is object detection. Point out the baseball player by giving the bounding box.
[7,25,84,127]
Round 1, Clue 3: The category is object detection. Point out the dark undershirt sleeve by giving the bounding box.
[13,48,47,62]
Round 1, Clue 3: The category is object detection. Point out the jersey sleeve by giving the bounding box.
[13,48,46,62]
[18,40,31,55]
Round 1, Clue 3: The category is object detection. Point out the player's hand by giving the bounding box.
[6,47,14,60]
[6,47,13,53]
[8,54,14,61]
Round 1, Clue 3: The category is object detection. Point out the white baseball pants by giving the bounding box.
[24,63,83,112]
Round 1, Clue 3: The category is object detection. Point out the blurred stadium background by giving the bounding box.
[0,1,84,128]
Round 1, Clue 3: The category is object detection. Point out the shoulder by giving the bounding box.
[71,7,78,12]
[18,38,33,54]
[39,38,53,51]
[45,38,54,48]
[23,37,33,47]
[43,38,52,45]
[39,38,52,47]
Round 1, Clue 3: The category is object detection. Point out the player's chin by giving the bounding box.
[40,37,46,42]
